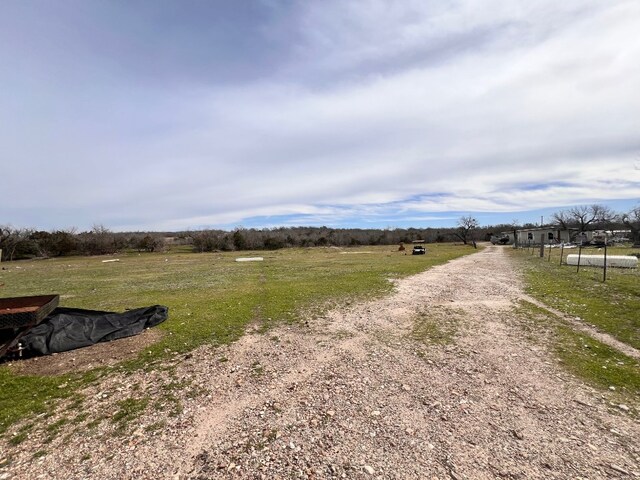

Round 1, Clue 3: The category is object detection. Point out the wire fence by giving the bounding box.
[515,242,640,283]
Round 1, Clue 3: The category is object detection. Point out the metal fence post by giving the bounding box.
[560,244,564,265]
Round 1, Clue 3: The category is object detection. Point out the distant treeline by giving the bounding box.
[0,225,468,261]
[190,226,461,252]
[1,203,638,261]
[0,226,166,261]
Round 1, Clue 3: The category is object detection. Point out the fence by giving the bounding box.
[515,240,640,283]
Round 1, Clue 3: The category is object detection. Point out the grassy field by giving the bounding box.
[0,244,476,434]
[511,245,640,350]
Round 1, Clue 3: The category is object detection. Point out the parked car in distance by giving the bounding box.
[412,245,426,255]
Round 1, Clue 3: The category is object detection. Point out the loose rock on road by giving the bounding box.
[6,246,639,479]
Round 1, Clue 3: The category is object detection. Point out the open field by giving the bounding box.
[1,245,639,479]
[0,244,474,435]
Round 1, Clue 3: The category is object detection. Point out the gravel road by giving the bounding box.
[3,246,639,479]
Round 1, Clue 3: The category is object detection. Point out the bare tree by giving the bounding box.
[0,225,34,261]
[0,225,18,261]
[77,224,118,255]
[510,219,520,247]
[589,204,616,229]
[454,216,479,247]
[621,206,640,246]
[568,205,594,232]
[567,204,615,232]
[135,234,165,252]
[551,210,572,230]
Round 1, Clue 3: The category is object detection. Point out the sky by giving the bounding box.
[1,0,639,232]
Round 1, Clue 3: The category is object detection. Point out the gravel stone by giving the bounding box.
[2,246,638,479]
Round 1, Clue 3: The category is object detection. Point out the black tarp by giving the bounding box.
[19,305,168,357]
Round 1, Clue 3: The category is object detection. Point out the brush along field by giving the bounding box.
[1,245,639,479]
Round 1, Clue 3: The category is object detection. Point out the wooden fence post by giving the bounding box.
[559,244,564,265]
[603,241,608,282]
[577,245,582,273]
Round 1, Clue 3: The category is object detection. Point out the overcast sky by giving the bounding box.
[1,0,639,231]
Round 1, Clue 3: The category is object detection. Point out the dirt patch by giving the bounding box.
[7,328,164,376]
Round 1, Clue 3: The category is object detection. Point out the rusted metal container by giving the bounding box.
[0,294,59,329]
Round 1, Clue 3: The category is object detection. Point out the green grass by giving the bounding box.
[0,244,475,435]
[555,324,640,396]
[144,420,166,434]
[85,416,105,430]
[511,246,640,350]
[43,416,70,444]
[0,369,83,436]
[45,416,69,433]
[516,301,640,403]
[71,412,88,424]
[8,430,28,446]
[411,307,460,345]
[112,397,149,432]
[32,450,47,460]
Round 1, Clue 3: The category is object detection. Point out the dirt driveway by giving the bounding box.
[5,246,639,479]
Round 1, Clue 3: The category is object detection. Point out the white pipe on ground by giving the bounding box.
[565,254,637,268]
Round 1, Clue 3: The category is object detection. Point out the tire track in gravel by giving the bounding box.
[6,246,639,479]
[177,245,639,479]
[518,294,640,361]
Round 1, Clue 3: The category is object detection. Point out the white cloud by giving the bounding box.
[1,1,639,230]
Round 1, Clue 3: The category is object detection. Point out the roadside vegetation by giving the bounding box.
[516,301,640,408]
[512,246,639,406]
[0,244,475,436]
[511,245,640,350]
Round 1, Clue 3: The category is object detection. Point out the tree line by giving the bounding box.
[0,224,468,260]
[0,226,165,262]
[550,204,639,244]
[1,204,638,261]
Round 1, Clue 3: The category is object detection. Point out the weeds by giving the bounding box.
[32,450,47,460]
[411,307,460,346]
[144,420,166,434]
[516,301,640,406]
[251,361,264,376]
[112,398,149,432]
[8,431,28,446]
[45,417,69,434]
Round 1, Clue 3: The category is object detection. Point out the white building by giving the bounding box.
[515,227,576,246]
